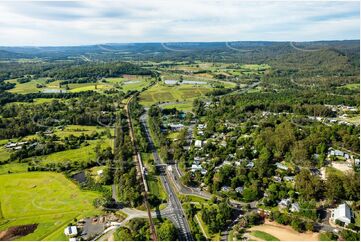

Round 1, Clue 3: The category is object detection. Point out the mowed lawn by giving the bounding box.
[139,83,212,106]
[251,230,280,241]
[0,172,101,240]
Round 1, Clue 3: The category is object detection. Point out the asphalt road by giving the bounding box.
[140,113,193,241]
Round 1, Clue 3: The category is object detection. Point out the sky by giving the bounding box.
[0,0,359,46]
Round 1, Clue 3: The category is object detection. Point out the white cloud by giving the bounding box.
[0,0,359,45]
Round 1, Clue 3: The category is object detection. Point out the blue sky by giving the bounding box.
[0,0,359,46]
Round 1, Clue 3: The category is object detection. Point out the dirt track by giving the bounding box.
[248,220,319,241]
[0,224,38,241]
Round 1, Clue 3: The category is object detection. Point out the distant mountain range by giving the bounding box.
[0,40,359,66]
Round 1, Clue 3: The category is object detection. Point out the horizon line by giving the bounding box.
[0,39,359,48]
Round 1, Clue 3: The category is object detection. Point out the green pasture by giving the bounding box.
[0,147,10,162]
[341,83,359,90]
[21,125,112,140]
[105,76,151,92]
[68,83,111,93]
[160,101,194,111]
[0,163,28,175]
[38,139,113,164]
[6,78,50,94]
[139,83,212,106]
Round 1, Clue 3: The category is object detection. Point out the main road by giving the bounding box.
[140,112,193,241]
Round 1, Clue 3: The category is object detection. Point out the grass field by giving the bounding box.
[139,83,212,107]
[161,101,194,112]
[251,230,280,241]
[195,212,220,240]
[68,83,111,93]
[0,163,28,175]
[1,125,113,166]
[341,83,359,90]
[6,76,150,95]
[147,175,167,201]
[39,139,113,164]
[21,125,113,141]
[0,172,101,240]
[106,75,151,92]
[6,78,50,94]
[0,147,10,162]
[141,152,167,202]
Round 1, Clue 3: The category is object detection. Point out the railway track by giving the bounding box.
[124,95,157,241]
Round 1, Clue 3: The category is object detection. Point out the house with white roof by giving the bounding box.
[235,187,244,194]
[275,162,288,171]
[246,161,254,169]
[201,169,207,175]
[331,203,352,225]
[284,176,295,182]
[195,140,203,148]
[355,159,360,167]
[278,198,291,209]
[290,202,300,213]
[64,226,78,237]
[191,164,202,172]
[221,186,230,192]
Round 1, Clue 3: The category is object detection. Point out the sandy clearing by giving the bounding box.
[331,162,353,173]
[248,220,319,241]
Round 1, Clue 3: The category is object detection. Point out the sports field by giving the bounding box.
[0,172,101,240]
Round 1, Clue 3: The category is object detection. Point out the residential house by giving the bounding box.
[332,203,352,225]
[273,176,282,183]
[201,169,207,175]
[278,198,291,209]
[235,187,244,194]
[283,176,295,182]
[275,162,288,171]
[221,186,230,192]
[355,159,360,167]
[191,164,202,172]
[246,161,254,169]
[290,202,300,213]
[64,226,78,237]
[195,140,203,148]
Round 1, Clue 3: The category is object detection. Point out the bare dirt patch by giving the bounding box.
[248,220,319,241]
[0,224,38,241]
